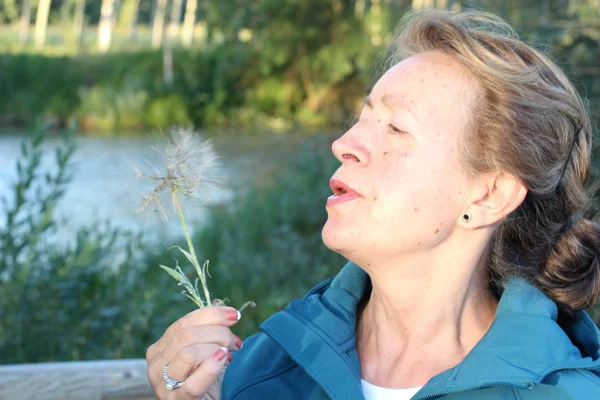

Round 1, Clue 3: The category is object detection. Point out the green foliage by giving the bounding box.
[0,130,346,363]
[0,128,150,363]
[0,54,83,122]
[145,94,192,128]
[2,1,597,133]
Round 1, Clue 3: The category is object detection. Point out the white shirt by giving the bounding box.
[361,379,422,400]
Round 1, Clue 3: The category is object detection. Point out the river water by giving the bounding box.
[0,131,306,244]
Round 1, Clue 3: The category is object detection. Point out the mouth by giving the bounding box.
[327,178,363,207]
[329,178,360,197]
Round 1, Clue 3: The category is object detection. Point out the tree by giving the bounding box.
[168,0,184,42]
[98,0,117,53]
[152,0,169,48]
[412,0,449,9]
[19,0,32,44]
[73,0,86,47]
[355,0,366,18]
[34,0,52,50]
[127,0,141,39]
[182,0,198,47]
[412,0,432,8]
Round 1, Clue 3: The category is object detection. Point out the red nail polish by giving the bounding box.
[213,347,229,361]
[224,308,241,321]
[227,352,233,362]
[234,336,243,350]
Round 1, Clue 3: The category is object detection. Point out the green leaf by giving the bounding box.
[159,264,187,284]
[182,292,205,308]
[173,245,198,267]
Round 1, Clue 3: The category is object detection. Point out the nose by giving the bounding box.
[331,126,370,166]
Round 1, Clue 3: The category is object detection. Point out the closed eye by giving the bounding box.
[388,124,406,135]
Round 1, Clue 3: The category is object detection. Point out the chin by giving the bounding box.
[321,221,354,255]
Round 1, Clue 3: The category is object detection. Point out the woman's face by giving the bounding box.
[322,51,479,264]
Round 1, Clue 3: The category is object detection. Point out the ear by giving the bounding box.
[462,172,527,229]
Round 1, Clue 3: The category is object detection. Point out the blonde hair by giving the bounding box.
[386,9,599,316]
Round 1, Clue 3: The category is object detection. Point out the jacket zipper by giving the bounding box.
[412,381,534,399]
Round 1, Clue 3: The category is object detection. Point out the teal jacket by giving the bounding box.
[222,262,600,399]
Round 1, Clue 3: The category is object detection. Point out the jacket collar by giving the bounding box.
[261,261,600,399]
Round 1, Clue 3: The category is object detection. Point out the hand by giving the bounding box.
[146,304,243,399]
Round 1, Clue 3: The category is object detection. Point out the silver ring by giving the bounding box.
[162,363,185,390]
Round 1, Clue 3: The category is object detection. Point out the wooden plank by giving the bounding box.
[0,359,156,400]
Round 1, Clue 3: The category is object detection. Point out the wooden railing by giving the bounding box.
[0,359,156,400]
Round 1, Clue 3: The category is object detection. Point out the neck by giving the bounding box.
[355,235,498,388]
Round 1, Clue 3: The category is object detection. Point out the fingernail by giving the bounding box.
[227,352,233,363]
[224,308,241,321]
[212,299,223,306]
[234,336,243,350]
[213,346,229,361]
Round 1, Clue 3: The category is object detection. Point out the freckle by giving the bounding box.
[417,242,421,245]
[383,151,388,155]
[378,119,381,122]
[458,191,462,195]
[414,207,419,212]
[374,196,377,201]
[434,228,440,234]
[404,153,408,157]
[440,222,443,225]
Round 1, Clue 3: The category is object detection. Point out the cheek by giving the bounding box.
[375,164,462,230]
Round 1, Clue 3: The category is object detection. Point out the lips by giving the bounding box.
[327,178,362,207]
[329,178,360,196]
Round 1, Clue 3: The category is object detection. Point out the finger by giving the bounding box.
[164,343,221,383]
[170,306,240,335]
[161,325,243,363]
[152,306,241,356]
[178,347,231,399]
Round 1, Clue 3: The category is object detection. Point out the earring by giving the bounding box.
[462,213,471,222]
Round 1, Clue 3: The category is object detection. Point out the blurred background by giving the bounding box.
[0,0,599,368]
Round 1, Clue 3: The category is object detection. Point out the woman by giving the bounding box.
[146,9,600,400]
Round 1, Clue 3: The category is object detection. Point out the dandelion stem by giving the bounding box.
[171,191,211,306]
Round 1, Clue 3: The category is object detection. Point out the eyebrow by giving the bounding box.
[362,94,420,125]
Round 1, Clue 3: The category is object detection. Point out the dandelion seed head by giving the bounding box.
[134,127,223,220]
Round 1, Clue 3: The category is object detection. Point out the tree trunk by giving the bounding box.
[181,0,198,47]
[19,0,32,44]
[163,45,174,88]
[152,0,169,49]
[127,0,140,39]
[73,0,86,48]
[34,0,52,50]
[167,0,184,44]
[164,0,183,86]
[355,0,366,18]
[412,0,435,9]
[98,0,117,53]
[448,0,461,11]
